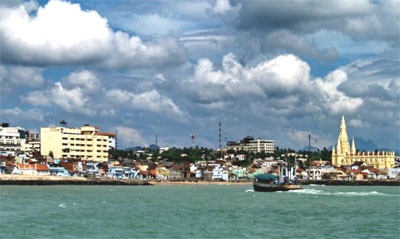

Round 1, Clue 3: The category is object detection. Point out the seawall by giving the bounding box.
[0,175,151,186]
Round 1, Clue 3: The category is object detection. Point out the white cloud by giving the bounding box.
[184,53,312,102]
[349,119,366,128]
[62,70,101,92]
[0,107,45,122]
[0,0,186,68]
[106,89,185,118]
[50,82,94,115]
[211,0,232,14]
[22,80,95,116]
[313,69,363,114]
[114,126,146,147]
[0,65,44,93]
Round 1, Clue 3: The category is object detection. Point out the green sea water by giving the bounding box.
[0,184,399,239]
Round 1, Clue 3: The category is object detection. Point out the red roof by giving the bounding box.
[17,163,49,171]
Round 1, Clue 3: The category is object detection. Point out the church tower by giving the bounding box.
[331,115,395,168]
[337,115,350,155]
[332,115,351,166]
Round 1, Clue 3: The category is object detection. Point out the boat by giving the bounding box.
[253,173,302,192]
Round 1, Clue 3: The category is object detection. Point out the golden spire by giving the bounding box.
[351,137,356,154]
[337,115,350,155]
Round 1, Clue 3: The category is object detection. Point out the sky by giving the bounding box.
[0,0,399,151]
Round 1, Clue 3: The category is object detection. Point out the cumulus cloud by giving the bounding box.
[106,89,185,119]
[0,107,45,123]
[184,53,312,102]
[313,70,363,114]
[62,70,101,92]
[114,126,146,147]
[262,30,338,61]
[0,65,44,93]
[21,69,99,116]
[237,0,398,44]
[0,0,186,68]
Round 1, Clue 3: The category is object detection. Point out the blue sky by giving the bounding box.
[0,0,399,150]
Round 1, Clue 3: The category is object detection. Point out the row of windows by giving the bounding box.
[62,155,109,159]
[61,137,107,142]
[61,144,107,148]
[0,136,20,139]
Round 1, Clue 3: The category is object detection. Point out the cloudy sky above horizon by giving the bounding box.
[0,0,399,150]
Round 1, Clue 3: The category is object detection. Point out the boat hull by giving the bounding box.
[253,182,302,192]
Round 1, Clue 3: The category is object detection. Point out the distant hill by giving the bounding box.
[124,146,144,151]
[353,137,378,151]
[329,137,399,155]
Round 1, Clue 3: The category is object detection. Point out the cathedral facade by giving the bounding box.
[331,116,395,169]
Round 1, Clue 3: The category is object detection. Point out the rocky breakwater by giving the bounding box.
[0,175,151,186]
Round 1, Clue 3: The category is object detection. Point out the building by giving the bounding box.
[0,123,27,156]
[331,116,395,169]
[40,124,116,162]
[227,136,275,154]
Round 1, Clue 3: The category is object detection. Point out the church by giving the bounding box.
[331,116,395,169]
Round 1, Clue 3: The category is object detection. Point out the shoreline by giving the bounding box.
[0,175,399,186]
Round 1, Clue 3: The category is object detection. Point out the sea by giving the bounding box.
[0,184,399,239]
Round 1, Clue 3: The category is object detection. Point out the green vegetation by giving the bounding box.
[109,146,332,167]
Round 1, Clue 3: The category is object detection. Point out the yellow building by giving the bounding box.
[40,125,116,162]
[331,116,395,169]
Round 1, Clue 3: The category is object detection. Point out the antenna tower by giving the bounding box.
[218,122,222,150]
[191,133,196,148]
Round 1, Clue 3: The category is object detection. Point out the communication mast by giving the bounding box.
[191,133,196,148]
[218,122,222,150]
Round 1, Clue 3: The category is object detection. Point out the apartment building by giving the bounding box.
[227,136,275,154]
[40,125,116,162]
[0,123,28,156]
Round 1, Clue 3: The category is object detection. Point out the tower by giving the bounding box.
[336,115,350,155]
[332,115,352,167]
[218,122,222,150]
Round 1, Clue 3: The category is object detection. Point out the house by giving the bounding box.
[351,161,366,170]
[48,164,70,176]
[107,166,124,179]
[13,163,50,176]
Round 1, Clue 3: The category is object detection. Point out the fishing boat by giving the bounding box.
[253,173,302,192]
[253,159,302,192]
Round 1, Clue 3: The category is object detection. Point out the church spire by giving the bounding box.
[351,137,356,154]
[336,115,350,155]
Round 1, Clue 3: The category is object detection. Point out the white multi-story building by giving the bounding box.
[0,123,26,156]
[226,136,275,154]
[40,124,116,162]
[244,138,275,153]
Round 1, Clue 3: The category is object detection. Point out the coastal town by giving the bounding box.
[1,116,399,185]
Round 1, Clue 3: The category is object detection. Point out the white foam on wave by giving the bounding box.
[288,189,389,196]
[245,189,254,192]
[58,203,67,208]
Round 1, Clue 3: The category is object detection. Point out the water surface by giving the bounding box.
[1,185,399,238]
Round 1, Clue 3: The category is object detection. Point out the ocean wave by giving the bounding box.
[288,189,392,196]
